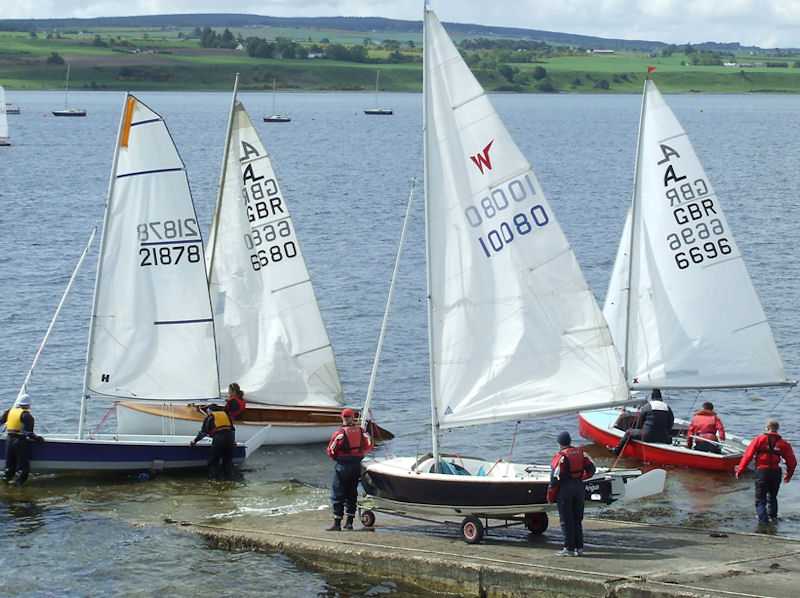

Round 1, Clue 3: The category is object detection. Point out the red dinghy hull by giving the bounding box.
[578,409,749,473]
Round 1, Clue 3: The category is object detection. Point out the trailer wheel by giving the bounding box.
[360,509,376,528]
[524,512,548,534]
[461,516,484,544]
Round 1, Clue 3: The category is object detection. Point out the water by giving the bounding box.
[1,89,799,595]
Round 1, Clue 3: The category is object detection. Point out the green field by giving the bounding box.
[2,28,799,93]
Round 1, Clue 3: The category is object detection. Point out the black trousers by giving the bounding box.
[330,459,362,519]
[207,430,235,479]
[4,435,30,484]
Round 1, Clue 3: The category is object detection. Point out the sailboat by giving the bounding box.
[52,65,86,117]
[117,76,374,446]
[360,9,665,544]
[0,84,10,146]
[263,79,291,122]
[364,70,392,115]
[0,94,266,474]
[578,78,796,472]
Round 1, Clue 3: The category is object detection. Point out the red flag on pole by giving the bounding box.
[647,66,656,73]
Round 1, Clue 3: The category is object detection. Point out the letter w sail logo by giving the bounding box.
[470,140,494,174]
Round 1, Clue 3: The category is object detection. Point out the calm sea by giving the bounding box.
[1,89,799,596]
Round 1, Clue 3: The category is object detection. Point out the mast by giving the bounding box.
[206,73,240,284]
[422,7,442,468]
[63,64,70,109]
[362,179,417,427]
[79,94,132,438]
[622,78,649,387]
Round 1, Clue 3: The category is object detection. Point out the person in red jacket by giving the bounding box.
[547,431,596,556]
[325,408,373,531]
[687,402,726,453]
[736,419,796,525]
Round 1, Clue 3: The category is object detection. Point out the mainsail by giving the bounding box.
[206,101,343,407]
[86,95,219,401]
[603,79,791,389]
[423,10,629,431]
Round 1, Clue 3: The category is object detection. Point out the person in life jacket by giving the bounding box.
[325,408,373,531]
[611,389,674,455]
[687,401,726,453]
[224,382,246,420]
[189,404,236,479]
[547,431,596,557]
[736,419,796,525]
[1,394,45,486]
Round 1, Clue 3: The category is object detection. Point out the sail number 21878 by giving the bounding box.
[138,219,202,266]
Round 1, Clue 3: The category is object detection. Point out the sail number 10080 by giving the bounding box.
[463,174,550,258]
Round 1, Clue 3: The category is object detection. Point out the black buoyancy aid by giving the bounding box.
[560,447,585,479]
[339,425,365,456]
[210,410,233,434]
[6,408,24,434]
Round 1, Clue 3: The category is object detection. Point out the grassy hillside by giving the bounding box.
[1,25,799,94]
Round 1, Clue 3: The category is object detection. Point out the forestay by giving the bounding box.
[423,11,629,430]
[206,101,343,406]
[86,96,219,401]
[603,79,790,390]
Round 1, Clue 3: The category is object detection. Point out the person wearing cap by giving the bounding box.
[325,408,373,531]
[687,401,726,453]
[736,419,796,525]
[611,388,674,455]
[2,394,45,485]
[189,403,236,479]
[547,431,595,557]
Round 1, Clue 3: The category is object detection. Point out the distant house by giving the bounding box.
[308,52,325,59]
[590,49,615,55]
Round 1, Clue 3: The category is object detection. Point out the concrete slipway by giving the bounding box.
[170,508,800,597]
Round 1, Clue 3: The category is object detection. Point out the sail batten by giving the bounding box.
[603,79,792,391]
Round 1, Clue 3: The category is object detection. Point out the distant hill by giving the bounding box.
[0,13,755,52]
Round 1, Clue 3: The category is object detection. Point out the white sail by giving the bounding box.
[424,11,629,430]
[86,95,219,401]
[0,85,8,138]
[603,79,790,389]
[206,101,343,406]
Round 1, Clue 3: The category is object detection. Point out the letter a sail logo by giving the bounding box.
[469,139,494,174]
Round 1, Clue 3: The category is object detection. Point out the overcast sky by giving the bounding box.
[5,0,800,48]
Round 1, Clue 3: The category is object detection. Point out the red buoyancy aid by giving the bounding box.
[210,410,233,434]
[225,395,246,419]
[560,447,587,479]
[755,433,784,469]
[332,425,372,458]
